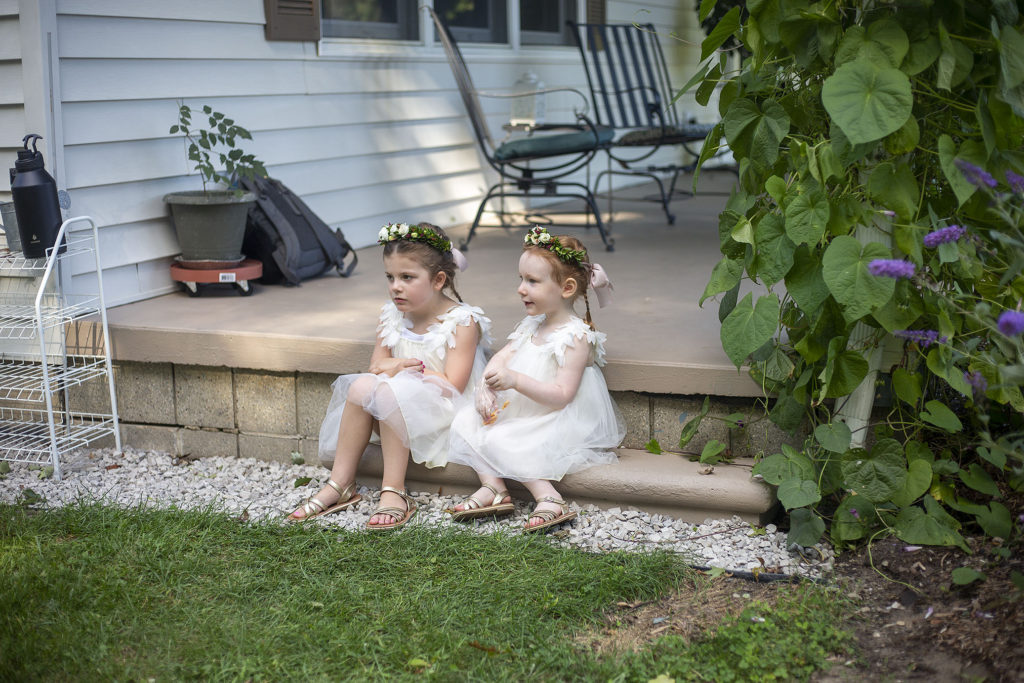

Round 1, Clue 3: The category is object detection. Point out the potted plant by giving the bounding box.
[164,103,267,265]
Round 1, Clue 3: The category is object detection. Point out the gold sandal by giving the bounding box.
[287,479,361,522]
[448,483,515,522]
[366,486,417,530]
[523,496,576,533]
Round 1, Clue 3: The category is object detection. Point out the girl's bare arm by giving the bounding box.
[484,340,588,409]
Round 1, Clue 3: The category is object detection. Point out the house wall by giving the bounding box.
[0,0,24,203]
[8,0,709,306]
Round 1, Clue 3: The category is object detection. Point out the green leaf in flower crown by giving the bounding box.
[700,256,743,305]
[841,439,906,503]
[866,162,919,221]
[787,508,825,547]
[822,60,912,145]
[890,459,932,508]
[722,98,790,168]
[822,236,895,323]
[753,213,795,285]
[817,337,869,400]
[920,399,963,433]
[777,478,821,510]
[814,421,852,453]
[785,245,829,314]
[720,292,780,367]
[784,187,830,245]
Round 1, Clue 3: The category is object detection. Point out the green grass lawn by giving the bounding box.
[0,503,852,681]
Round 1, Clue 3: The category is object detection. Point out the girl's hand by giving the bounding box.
[484,367,518,392]
[475,383,497,420]
[370,357,424,377]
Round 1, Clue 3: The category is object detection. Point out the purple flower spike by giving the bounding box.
[868,259,916,279]
[1007,171,1024,194]
[923,225,966,248]
[963,371,987,400]
[894,329,947,348]
[997,310,1024,336]
[955,159,997,189]
[849,508,860,519]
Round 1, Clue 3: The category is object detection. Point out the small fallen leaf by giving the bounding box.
[105,464,121,470]
[293,477,313,488]
[951,567,986,586]
[0,462,10,474]
[407,657,430,670]
[467,641,502,654]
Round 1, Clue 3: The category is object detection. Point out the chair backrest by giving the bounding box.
[571,22,681,132]
[428,7,494,152]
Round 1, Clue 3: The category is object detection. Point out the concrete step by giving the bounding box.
[345,445,778,525]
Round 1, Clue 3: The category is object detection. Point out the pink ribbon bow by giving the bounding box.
[589,263,614,308]
[451,247,468,272]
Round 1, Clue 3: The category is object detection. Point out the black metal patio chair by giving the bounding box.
[570,21,719,225]
[428,7,616,251]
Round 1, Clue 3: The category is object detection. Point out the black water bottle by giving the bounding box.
[11,134,64,258]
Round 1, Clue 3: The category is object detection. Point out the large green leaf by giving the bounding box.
[822,236,895,322]
[822,60,912,144]
[784,187,830,245]
[866,161,919,221]
[937,25,974,91]
[920,399,963,433]
[974,502,1012,539]
[753,444,816,485]
[788,508,825,547]
[841,439,906,503]
[785,245,829,314]
[814,421,852,453]
[700,257,744,305]
[890,459,932,508]
[720,292,780,367]
[832,494,878,543]
[835,19,908,68]
[891,367,922,406]
[938,135,989,206]
[894,505,969,552]
[958,463,998,497]
[902,35,940,75]
[753,213,796,285]
[722,98,790,168]
[1000,25,1024,91]
[700,6,742,61]
[777,478,821,510]
[818,336,869,399]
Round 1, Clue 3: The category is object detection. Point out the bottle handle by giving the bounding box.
[22,134,42,154]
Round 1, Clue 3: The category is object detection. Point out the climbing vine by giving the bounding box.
[685,0,1024,548]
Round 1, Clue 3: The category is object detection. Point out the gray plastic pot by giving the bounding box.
[163,190,255,263]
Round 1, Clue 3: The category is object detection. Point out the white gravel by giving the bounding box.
[0,447,833,579]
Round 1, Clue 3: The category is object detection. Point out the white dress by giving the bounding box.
[318,301,492,468]
[448,315,624,482]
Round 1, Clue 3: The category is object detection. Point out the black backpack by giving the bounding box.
[240,176,357,285]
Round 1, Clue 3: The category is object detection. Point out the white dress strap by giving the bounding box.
[548,317,608,367]
[428,302,493,353]
[376,302,410,350]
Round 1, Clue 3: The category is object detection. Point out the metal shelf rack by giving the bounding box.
[0,217,120,479]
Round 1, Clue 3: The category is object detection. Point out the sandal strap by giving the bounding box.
[462,483,510,510]
[535,496,568,512]
[326,478,357,502]
[302,496,327,515]
[528,509,560,523]
[374,486,416,521]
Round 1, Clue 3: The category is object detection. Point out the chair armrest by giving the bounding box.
[477,87,591,117]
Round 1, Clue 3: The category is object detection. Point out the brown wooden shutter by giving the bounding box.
[264,0,320,41]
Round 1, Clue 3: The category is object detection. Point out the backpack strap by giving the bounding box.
[268,178,358,278]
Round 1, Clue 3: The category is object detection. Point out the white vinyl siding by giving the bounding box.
[1,0,701,305]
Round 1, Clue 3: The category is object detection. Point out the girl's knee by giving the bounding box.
[347,376,377,403]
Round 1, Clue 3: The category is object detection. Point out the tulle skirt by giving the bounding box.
[318,369,460,468]
[447,367,625,482]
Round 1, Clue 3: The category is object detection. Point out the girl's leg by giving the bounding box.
[369,419,412,526]
[521,479,565,529]
[452,473,510,512]
[289,377,376,519]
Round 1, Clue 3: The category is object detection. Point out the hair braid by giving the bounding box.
[582,290,595,330]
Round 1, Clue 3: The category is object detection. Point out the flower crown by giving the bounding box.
[523,226,586,266]
[377,223,451,253]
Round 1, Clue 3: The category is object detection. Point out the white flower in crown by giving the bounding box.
[539,232,551,243]
[378,226,390,241]
[397,223,410,236]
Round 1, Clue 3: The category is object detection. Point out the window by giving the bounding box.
[319,0,582,45]
[434,0,507,44]
[321,0,418,40]
[520,0,577,46]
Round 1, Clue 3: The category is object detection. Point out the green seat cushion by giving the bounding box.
[617,123,715,146]
[494,125,614,161]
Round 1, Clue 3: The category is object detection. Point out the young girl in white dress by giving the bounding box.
[447,226,624,532]
[288,222,491,529]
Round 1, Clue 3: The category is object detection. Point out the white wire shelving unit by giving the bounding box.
[0,216,120,480]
